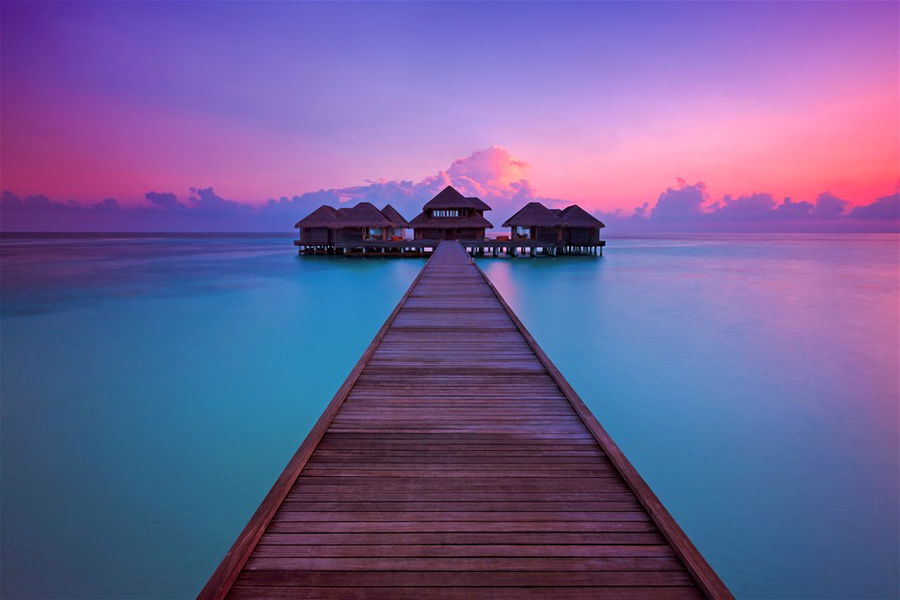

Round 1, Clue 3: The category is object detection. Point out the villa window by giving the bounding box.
[433,209,459,218]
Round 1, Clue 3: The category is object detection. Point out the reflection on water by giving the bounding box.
[1,233,897,599]
[480,233,899,599]
[1,234,424,599]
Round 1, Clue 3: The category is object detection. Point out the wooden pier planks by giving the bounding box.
[200,241,731,600]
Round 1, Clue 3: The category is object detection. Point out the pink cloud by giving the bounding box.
[1,151,898,233]
[440,146,533,200]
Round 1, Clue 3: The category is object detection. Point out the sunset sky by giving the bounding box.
[1,1,897,229]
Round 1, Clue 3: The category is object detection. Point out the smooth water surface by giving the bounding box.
[1,234,424,599]
[1,233,898,599]
[481,234,899,599]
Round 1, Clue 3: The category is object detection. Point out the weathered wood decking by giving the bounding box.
[200,241,731,600]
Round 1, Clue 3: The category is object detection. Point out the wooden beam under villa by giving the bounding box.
[199,241,731,600]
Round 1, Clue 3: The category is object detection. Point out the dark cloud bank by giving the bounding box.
[1,149,897,233]
[599,180,899,233]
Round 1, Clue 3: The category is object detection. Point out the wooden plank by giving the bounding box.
[283,492,636,502]
[289,476,631,491]
[228,586,701,600]
[242,556,684,571]
[201,241,730,600]
[271,511,652,522]
[264,522,658,534]
[258,532,669,545]
[251,545,674,558]
[236,570,694,586]
[278,501,642,511]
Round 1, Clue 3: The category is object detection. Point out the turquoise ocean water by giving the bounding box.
[1,233,897,599]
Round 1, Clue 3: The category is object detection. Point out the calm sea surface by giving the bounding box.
[1,233,897,599]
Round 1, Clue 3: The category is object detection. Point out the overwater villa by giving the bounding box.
[409,185,493,240]
[379,204,411,239]
[294,202,409,246]
[502,201,605,246]
[294,186,605,256]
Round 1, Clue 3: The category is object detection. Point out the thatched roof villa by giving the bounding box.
[503,201,605,245]
[380,205,411,236]
[294,202,409,244]
[409,186,493,241]
[293,189,604,256]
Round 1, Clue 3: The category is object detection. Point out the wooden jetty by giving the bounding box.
[200,241,730,600]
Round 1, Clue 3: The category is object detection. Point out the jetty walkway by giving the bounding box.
[200,241,731,599]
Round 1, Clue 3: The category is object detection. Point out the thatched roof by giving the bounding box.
[295,205,339,228]
[502,202,605,229]
[337,202,393,227]
[467,196,492,211]
[423,186,492,211]
[409,212,494,229]
[558,204,604,228]
[295,202,394,229]
[503,202,558,227]
[380,204,410,227]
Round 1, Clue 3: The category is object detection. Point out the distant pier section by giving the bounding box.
[293,185,606,256]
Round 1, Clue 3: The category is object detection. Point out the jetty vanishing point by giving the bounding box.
[293,185,606,257]
[201,216,732,598]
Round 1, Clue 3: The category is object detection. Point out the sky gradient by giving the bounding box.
[1,1,898,230]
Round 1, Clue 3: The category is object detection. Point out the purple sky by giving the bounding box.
[1,1,897,232]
